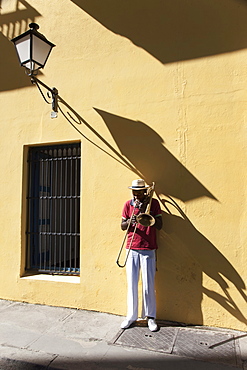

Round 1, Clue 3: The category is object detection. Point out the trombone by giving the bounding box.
[136,182,155,227]
[116,182,155,268]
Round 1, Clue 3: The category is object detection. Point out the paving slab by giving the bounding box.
[0,322,40,349]
[0,358,47,370]
[237,333,247,361]
[0,345,55,368]
[46,308,123,342]
[0,300,18,310]
[0,301,75,333]
[28,333,108,359]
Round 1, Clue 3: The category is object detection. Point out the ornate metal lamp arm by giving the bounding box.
[30,76,59,118]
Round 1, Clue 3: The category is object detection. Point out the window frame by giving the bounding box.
[25,142,81,276]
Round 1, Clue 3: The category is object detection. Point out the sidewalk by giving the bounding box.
[0,299,246,370]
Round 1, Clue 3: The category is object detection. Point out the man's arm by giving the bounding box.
[154,215,163,230]
[122,215,162,230]
[121,218,129,231]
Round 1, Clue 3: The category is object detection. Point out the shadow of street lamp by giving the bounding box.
[11,23,58,118]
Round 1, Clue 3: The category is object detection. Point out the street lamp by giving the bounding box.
[11,23,55,76]
[11,23,58,118]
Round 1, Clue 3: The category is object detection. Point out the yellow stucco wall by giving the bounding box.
[0,0,246,331]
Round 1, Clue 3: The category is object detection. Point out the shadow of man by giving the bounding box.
[157,201,247,325]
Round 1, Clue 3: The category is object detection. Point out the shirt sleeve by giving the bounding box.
[122,200,130,220]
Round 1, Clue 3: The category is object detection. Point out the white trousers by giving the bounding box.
[126,249,156,321]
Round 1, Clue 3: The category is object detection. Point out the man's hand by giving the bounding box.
[130,214,137,225]
[121,215,137,230]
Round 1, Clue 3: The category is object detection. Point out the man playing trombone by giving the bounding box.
[120,179,162,331]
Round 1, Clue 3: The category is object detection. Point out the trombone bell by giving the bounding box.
[136,213,155,227]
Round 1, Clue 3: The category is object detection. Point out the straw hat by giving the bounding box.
[128,179,149,190]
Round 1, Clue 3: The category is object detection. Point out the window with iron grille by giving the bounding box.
[26,143,81,275]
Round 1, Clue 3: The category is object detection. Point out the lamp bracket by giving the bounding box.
[31,76,59,119]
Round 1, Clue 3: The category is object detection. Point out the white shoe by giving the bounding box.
[121,319,135,329]
[148,318,158,332]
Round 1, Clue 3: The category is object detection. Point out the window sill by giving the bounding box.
[21,274,80,284]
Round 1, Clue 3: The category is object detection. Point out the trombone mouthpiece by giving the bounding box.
[134,199,141,208]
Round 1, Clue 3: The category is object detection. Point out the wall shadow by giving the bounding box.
[0,0,41,91]
[95,109,216,203]
[93,108,246,326]
[71,0,247,64]
[157,199,247,325]
[57,98,141,176]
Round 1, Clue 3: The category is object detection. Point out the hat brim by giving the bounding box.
[128,186,149,190]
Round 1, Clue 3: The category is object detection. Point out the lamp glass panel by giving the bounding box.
[32,34,53,67]
[24,61,41,71]
[15,35,30,64]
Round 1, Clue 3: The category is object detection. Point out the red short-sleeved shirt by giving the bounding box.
[122,198,162,250]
